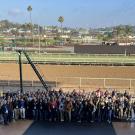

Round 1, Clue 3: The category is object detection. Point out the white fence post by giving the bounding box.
[130,79,132,89]
[80,77,81,88]
[32,80,33,87]
[104,78,106,88]
[56,78,58,88]
[8,80,10,86]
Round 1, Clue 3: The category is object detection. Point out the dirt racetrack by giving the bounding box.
[0,63,135,92]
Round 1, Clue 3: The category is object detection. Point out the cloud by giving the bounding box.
[8,8,24,17]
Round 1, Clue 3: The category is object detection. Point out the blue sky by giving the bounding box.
[0,0,135,28]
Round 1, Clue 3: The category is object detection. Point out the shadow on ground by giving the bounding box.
[23,121,117,135]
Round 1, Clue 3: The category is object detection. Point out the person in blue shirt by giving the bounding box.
[19,98,26,119]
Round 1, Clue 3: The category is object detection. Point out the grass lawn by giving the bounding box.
[0,51,135,64]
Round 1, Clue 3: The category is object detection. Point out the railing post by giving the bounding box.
[32,80,33,87]
[104,78,106,88]
[130,79,132,90]
[80,77,81,88]
[8,80,10,86]
[56,78,58,88]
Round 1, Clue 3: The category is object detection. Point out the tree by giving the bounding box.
[27,6,32,24]
[58,16,64,29]
[125,25,133,36]
[125,25,133,45]
[27,5,34,46]
[58,16,64,45]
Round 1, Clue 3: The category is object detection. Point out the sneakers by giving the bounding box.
[107,120,111,124]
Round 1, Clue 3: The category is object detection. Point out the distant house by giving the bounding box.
[110,38,135,46]
[61,35,70,39]
[81,36,99,43]
[71,35,99,44]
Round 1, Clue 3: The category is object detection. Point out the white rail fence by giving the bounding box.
[55,77,135,90]
[0,77,135,92]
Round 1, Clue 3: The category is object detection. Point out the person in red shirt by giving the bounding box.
[48,97,58,122]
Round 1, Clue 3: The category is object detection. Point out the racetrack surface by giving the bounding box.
[0,63,135,91]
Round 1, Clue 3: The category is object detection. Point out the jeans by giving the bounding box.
[3,113,8,125]
[33,110,38,120]
[20,108,25,119]
[14,108,20,120]
[108,110,112,122]
[59,110,64,121]
[39,110,43,120]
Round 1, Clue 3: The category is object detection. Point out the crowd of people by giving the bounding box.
[0,88,135,125]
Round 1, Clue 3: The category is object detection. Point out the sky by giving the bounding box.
[0,0,135,28]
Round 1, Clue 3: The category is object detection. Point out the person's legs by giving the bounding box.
[131,108,135,121]
[32,110,36,120]
[68,111,71,122]
[44,110,48,121]
[36,110,38,120]
[60,111,64,122]
[22,108,25,119]
[101,109,105,122]
[20,108,22,119]
[92,111,95,122]
[39,110,43,120]
[8,110,13,122]
[126,108,130,120]
[3,114,8,125]
[108,110,112,123]
[98,109,101,122]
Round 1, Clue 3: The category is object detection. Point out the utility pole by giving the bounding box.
[18,50,23,93]
[38,24,41,54]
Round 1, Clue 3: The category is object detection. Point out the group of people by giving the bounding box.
[0,88,135,125]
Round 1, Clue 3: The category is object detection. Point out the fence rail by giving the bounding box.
[1,52,135,65]
[55,77,135,91]
[0,77,135,93]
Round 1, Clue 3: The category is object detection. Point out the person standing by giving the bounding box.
[107,97,113,123]
[48,97,58,122]
[32,98,38,120]
[19,98,26,119]
[7,98,14,122]
[38,99,44,120]
[13,97,20,120]
[1,100,9,125]
[59,98,65,122]
[65,98,73,122]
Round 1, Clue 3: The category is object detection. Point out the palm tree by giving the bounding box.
[27,5,34,46]
[58,16,64,29]
[58,16,64,45]
[27,6,32,24]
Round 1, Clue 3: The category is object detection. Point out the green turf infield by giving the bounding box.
[0,51,135,64]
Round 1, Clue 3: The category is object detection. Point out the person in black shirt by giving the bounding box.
[13,97,20,120]
[32,98,38,120]
[1,100,9,125]
[107,97,113,123]
[38,99,44,120]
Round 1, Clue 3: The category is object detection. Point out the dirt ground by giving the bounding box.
[0,63,135,91]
